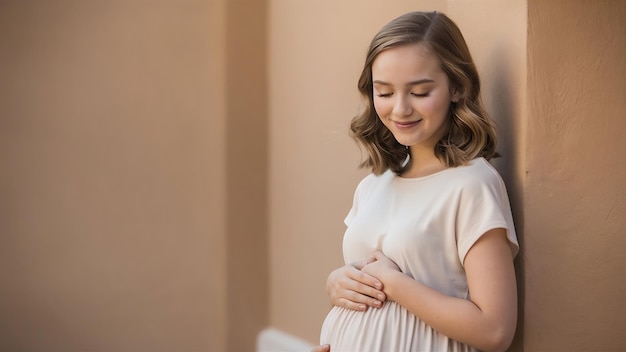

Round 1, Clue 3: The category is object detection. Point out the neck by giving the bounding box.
[402,146,447,178]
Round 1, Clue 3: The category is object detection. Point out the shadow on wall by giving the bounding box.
[484,44,525,352]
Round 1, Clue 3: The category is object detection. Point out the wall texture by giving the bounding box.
[2,0,624,351]
[224,0,269,351]
[0,1,222,350]
[525,0,626,349]
[208,0,227,350]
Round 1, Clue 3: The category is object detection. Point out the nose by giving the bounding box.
[392,95,413,116]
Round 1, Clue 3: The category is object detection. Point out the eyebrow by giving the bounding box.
[372,79,434,86]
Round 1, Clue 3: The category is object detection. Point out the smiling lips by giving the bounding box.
[394,119,422,129]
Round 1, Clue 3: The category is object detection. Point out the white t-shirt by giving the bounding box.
[320,157,519,351]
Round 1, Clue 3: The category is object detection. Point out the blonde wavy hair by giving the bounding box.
[351,11,498,175]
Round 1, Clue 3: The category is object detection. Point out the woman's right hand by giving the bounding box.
[326,258,387,311]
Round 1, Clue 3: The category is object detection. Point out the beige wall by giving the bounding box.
[209,0,227,350]
[2,0,625,351]
[525,0,626,349]
[0,0,225,350]
[224,1,269,351]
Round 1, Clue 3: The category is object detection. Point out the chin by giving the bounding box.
[393,137,418,147]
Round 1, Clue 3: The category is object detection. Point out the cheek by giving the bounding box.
[373,99,391,117]
[420,97,450,117]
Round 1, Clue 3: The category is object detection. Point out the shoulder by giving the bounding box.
[443,158,510,202]
[452,157,506,189]
[447,159,514,216]
[356,169,395,190]
[353,169,395,199]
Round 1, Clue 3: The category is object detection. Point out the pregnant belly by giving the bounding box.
[319,301,472,352]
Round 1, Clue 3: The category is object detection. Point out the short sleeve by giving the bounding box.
[456,167,519,265]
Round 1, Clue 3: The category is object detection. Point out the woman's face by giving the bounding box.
[371,44,458,151]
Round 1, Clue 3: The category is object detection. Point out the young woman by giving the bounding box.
[315,11,519,352]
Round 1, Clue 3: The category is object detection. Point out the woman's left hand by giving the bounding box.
[361,251,401,284]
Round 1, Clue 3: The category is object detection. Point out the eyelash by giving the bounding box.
[375,92,430,98]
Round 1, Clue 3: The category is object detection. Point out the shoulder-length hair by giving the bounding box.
[351,11,498,175]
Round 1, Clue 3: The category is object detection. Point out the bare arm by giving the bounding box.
[362,228,517,352]
[326,258,386,311]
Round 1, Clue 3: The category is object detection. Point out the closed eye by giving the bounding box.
[376,92,393,98]
[411,92,430,97]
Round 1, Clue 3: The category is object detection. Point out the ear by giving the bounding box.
[451,88,461,103]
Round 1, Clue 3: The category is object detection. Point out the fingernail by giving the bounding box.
[378,294,385,301]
